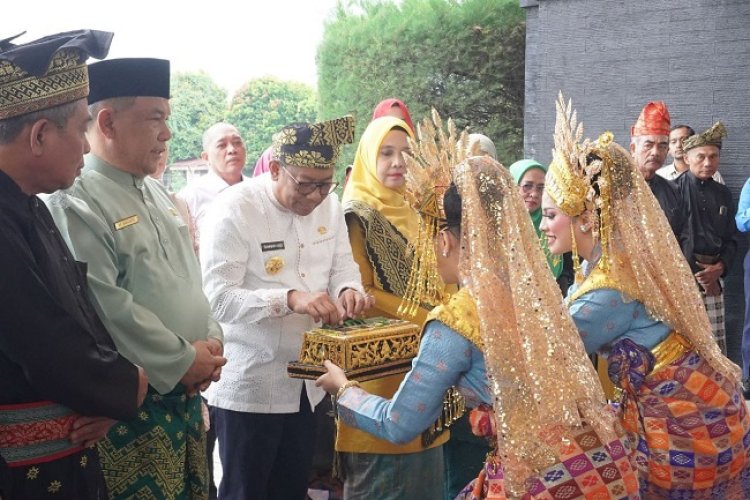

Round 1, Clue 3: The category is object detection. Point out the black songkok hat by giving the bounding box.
[0,29,113,119]
[87,58,170,104]
[272,116,355,169]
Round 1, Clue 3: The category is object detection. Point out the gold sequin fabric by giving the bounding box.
[426,288,482,349]
[0,49,88,119]
[546,94,740,385]
[453,157,617,496]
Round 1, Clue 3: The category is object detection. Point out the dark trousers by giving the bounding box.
[742,250,750,381]
[206,402,218,500]
[215,390,316,500]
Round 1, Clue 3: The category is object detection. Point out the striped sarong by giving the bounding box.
[98,387,208,499]
[608,335,750,498]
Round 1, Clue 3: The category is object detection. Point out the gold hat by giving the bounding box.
[0,30,113,120]
[272,116,354,169]
[683,121,727,152]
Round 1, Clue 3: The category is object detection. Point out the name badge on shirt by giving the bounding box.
[113,215,139,231]
[719,206,727,215]
[261,241,285,252]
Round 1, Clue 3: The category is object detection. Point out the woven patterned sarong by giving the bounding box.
[608,337,750,498]
[702,290,727,355]
[98,387,208,499]
[456,408,638,499]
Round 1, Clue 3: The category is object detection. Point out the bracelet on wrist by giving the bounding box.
[335,380,360,400]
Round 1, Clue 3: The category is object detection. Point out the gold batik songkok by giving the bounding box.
[0,30,113,119]
[272,116,355,169]
[545,92,740,384]
[403,110,618,495]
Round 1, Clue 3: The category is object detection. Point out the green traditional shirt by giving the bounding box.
[45,154,222,394]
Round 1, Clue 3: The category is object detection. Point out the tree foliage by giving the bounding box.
[228,77,318,170]
[317,0,525,172]
[169,72,228,161]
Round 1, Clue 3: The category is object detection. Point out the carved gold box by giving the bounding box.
[287,317,421,382]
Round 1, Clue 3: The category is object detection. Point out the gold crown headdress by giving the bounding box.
[546,93,617,281]
[398,109,468,317]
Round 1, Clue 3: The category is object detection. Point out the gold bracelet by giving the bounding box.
[335,380,360,400]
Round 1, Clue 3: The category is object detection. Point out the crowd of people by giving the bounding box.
[2,28,750,500]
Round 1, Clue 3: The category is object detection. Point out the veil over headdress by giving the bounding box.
[545,93,740,384]
[403,111,619,495]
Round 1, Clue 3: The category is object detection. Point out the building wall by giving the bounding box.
[522,0,750,368]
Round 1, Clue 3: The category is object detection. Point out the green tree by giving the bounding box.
[228,77,318,172]
[169,72,228,161]
[317,0,525,173]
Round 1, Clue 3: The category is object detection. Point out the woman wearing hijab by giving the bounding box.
[372,98,415,134]
[320,113,637,498]
[541,95,750,497]
[338,116,449,499]
[509,159,573,295]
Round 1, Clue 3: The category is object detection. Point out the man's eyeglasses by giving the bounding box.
[281,164,339,196]
[520,183,545,195]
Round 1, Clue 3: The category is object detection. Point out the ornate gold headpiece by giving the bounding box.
[398,109,468,317]
[546,93,619,280]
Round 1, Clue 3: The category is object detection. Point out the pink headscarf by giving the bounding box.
[252,146,274,177]
[372,98,415,134]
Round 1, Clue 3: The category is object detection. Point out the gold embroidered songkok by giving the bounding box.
[0,30,113,119]
[272,116,355,169]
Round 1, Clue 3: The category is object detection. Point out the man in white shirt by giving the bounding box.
[657,124,725,184]
[200,116,373,499]
[179,122,248,248]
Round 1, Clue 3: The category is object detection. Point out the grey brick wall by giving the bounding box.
[522,0,750,368]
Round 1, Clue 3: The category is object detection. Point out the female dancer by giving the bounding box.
[541,95,750,497]
[320,113,638,499]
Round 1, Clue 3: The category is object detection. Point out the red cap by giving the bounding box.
[631,101,671,137]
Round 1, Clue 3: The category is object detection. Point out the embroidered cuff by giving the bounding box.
[267,289,292,317]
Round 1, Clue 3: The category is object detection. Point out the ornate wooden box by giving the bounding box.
[287,317,421,382]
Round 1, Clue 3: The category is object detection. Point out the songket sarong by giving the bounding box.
[456,406,639,499]
[98,387,208,499]
[608,333,750,498]
[0,401,106,499]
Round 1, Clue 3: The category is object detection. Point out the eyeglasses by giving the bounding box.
[520,183,545,195]
[281,164,339,196]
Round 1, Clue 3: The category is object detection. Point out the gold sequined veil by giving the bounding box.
[546,93,740,384]
[454,157,617,495]
[401,111,618,495]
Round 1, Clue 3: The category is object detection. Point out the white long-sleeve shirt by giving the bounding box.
[200,174,364,413]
